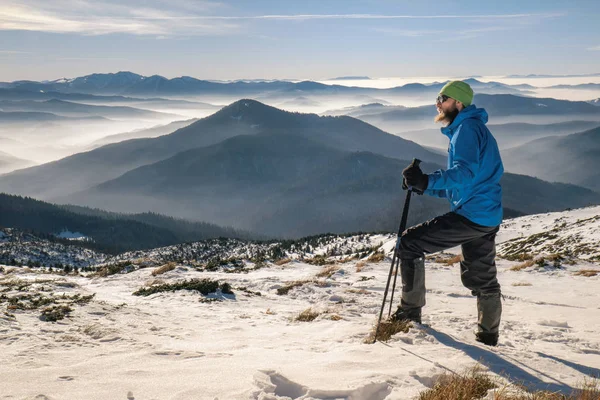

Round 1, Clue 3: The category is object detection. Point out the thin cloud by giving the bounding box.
[372,28,444,37]
[0,1,564,37]
[0,1,239,36]
[0,50,31,54]
[588,45,600,51]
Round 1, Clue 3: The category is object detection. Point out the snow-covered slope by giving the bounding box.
[0,228,107,268]
[1,207,599,399]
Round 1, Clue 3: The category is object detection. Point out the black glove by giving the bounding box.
[402,162,429,194]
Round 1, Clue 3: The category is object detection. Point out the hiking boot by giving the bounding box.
[391,307,421,324]
[475,332,498,346]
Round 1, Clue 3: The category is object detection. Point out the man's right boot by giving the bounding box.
[392,257,426,324]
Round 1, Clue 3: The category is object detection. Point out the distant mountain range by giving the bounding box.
[0,99,445,200]
[548,83,600,90]
[0,99,598,238]
[0,99,180,120]
[0,110,106,123]
[1,71,532,97]
[502,126,600,192]
[505,73,600,78]
[0,151,33,174]
[397,120,600,150]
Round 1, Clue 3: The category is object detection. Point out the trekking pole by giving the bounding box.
[372,158,421,344]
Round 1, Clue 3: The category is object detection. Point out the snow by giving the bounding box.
[56,229,89,240]
[1,207,599,399]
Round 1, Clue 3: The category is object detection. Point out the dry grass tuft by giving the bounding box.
[367,251,385,263]
[274,258,291,266]
[418,367,496,400]
[277,279,313,295]
[416,368,600,400]
[429,253,462,265]
[316,265,339,278]
[365,318,412,343]
[511,260,536,271]
[574,269,599,277]
[306,255,335,266]
[511,282,533,287]
[345,288,369,295]
[295,308,320,322]
[151,262,177,276]
[443,254,463,266]
[503,253,535,262]
[329,314,342,321]
[355,261,367,273]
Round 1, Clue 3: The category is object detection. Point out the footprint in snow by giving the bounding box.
[252,370,391,399]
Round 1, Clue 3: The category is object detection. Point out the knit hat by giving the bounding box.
[439,80,474,106]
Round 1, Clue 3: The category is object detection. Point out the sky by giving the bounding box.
[1,0,599,82]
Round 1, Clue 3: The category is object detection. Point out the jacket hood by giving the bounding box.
[441,105,488,138]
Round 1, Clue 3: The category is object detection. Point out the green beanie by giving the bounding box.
[439,80,474,106]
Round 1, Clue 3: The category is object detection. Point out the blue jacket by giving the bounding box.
[425,105,504,227]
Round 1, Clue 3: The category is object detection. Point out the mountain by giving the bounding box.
[354,94,600,134]
[0,99,180,120]
[397,120,600,150]
[0,151,34,174]
[501,126,600,192]
[363,94,600,121]
[505,73,600,78]
[64,132,600,237]
[0,99,445,200]
[0,110,105,123]
[321,103,404,118]
[548,83,600,90]
[0,193,254,254]
[89,118,199,147]
[589,98,600,106]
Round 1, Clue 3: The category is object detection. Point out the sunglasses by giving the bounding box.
[436,94,450,104]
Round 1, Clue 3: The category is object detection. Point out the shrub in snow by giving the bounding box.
[132,278,232,297]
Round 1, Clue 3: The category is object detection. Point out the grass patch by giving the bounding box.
[512,282,533,287]
[277,279,313,295]
[365,318,412,343]
[95,262,134,277]
[417,367,496,400]
[295,308,319,322]
[133,278,231,297]
[574,269,599,277]
[367,251,385,262]
[511,260,536,271]
[306,255,335,266]
[416,367,600,400]
[430,253,463,266]
[316,265,339,279]
[274,258,291,266]
[40,304,73,322]
[151,262,177,276]
[355,261,366,272]
[503,253,535,262]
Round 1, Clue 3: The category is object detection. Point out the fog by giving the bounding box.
[0,74,598,175]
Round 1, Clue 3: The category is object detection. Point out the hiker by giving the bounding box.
[393,80,504,346]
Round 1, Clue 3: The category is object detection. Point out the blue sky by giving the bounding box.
[1,0,599,81]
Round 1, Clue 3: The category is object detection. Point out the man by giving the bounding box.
[393,80,504,346]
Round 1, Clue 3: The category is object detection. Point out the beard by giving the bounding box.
[434,107,460,126]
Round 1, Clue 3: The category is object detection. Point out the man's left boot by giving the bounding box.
[476,292,502,346]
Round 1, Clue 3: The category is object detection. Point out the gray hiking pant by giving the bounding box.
[398,212,502,334]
